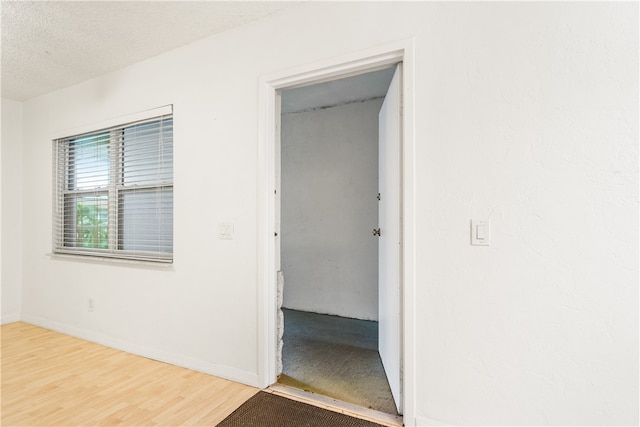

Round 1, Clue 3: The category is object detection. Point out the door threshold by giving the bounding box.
[266,383,403,427]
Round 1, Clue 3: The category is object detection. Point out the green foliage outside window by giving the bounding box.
[76,199,108,249]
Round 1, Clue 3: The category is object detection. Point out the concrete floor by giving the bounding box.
[279,309,398,415]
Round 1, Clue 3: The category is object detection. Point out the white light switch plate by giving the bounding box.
[471,220,490,246]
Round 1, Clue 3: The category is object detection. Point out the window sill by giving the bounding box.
[47,252,174,269]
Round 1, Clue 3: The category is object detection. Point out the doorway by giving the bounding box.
[257,42,415,423]
[275,65,402,415]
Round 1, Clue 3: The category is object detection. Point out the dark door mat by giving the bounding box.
[216,391,386,427]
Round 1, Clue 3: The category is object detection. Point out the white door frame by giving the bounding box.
[257,39,416,424]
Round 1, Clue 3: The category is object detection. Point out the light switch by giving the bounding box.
[476,224,486,240]
[471,220,490,246]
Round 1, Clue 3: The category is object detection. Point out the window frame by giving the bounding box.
[53,113,173,263]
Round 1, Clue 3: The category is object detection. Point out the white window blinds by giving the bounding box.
[53,113,173,263]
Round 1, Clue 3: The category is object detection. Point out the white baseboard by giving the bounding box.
[415,415,450,426]
[20,314,259,387]
[1,313,20,325]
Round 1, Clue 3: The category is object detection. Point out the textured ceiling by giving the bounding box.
[1,1,299,101]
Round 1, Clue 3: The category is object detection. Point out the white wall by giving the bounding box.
[17,2,637,426]
[1,98,23,324]
[281,99,382,321]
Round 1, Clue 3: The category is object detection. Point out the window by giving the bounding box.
[53,113,173,263]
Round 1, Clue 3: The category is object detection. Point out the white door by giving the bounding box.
[378,64,402,414]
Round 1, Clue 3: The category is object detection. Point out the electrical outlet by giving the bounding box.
[88,298,95,312]
[218,222,234,240]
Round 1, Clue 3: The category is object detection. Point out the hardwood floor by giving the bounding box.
[1,322,258,426]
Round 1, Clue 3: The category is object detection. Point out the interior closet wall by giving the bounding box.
[281,98,383,321]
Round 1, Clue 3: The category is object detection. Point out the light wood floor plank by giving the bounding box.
[1,322,257,426]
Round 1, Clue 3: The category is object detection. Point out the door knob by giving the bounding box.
[372,228,381,237]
